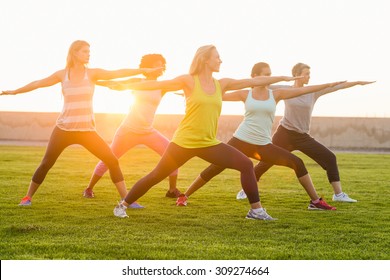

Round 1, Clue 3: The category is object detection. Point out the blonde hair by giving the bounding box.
[292,63,310,77]
[66,40,90,69]
[189,45,216,75]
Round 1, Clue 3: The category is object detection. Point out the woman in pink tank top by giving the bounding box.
[83,54,182,207]
[1,40,160,207]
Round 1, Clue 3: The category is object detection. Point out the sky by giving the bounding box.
[0,0,388,117]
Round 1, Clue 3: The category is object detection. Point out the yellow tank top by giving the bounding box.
[172,75,222,148]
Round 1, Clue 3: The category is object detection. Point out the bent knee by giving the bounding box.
[239,158,254,172]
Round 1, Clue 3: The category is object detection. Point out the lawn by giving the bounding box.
[0,145,389,260]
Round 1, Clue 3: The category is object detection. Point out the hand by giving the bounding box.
[143,67,165,74]
[357,81,376,85]
[0,90,15,95]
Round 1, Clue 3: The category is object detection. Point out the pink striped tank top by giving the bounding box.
[56,69,96,131]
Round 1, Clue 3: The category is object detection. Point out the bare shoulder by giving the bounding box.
[176,74,193,83]
[53,69,66,81]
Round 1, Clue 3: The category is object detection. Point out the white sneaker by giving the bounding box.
[332,192,357,203]
[246,208,276,221]
[113,202,129,218]
[236,189,247,200]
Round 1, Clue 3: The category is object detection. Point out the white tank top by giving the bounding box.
[233,89,276,145]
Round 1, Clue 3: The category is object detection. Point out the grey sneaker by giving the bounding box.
[332,192,357,203]
[128,201,144,209]
[113,202,128,218]
[246,208,276,220]
[236,189,247,200]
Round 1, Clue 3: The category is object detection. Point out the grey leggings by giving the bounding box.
[32,126,124,184]
[124,142,260,204]
[201,137,308,184]
[255,125,340,183]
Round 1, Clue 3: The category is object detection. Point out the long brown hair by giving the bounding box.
[292,63,310,77]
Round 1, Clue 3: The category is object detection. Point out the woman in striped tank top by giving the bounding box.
[113,45,301,220]
[1,40,160,206]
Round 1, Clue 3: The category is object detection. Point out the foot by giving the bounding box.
[128,201,145,209]
[246,208,276,220]
[308,198,336,210]
[176,194,188,206]
[113,202,128,218]
[236,189,247,200]
[332,192,357,203]
[19,196,32,206]
[165,188,182,198]
[83,188,95,198]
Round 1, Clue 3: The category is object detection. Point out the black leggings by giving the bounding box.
[201,137,308,182]
[32,126,124,184]
[255,125,340,183]
[124,142,260,204]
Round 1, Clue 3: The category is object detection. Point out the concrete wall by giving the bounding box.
[0,112,389,151]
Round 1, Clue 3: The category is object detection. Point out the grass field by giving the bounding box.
[0,145,389,260]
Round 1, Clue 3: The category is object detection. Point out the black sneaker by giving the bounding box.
[165,188,182,198]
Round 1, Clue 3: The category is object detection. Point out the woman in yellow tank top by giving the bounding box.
[113,45,300,220]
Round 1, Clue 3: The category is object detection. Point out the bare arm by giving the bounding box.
[222,90,248,102]
[96,78,142,91]
[1,71,63,95]
[116,75,190,93]
[273,81,346,102]
[219,76,301,92]
[89,67,163,82]
[315,81,376,98]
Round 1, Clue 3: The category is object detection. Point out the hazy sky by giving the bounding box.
[0,0,388,117]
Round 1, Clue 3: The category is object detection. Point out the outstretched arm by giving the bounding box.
[90,67,163,82]
[315,81,376,98]
[222,90,248,102]
[96,78,142,91]
[273,81,346,102]
[115,75,189,93]
[219,76,301,92]
[1,71,62,95]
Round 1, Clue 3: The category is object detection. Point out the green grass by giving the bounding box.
[0,145,389,260]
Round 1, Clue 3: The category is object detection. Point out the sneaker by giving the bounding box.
[332,192,357,203]
[128,201,145,209]
[165,188,182,198]
[176,194,188,206]
[246,208,276,220]
[19,196,31,206]
[83,188,94,198]
[308,198,337,210]
[113,202,128,218]
[236,189,247,200]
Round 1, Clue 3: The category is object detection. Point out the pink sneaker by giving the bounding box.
[176,194,188,206]
[308,198,336,210]
[19,196,32,206]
